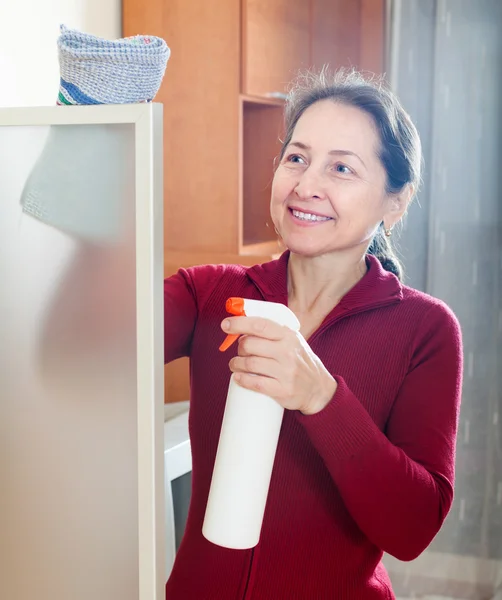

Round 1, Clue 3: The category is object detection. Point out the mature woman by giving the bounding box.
[164,69,463,599]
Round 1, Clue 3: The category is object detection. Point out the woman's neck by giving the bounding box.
[287,249,368,315]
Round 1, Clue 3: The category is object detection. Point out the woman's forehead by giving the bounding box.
[292,100,380,155]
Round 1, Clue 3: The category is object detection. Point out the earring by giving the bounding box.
[384,226,393,237]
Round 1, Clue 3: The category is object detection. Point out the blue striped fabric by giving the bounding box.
[58,78,100,105]
[56,25,170,105]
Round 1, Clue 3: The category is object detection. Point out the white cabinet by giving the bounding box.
[0,104,165,600]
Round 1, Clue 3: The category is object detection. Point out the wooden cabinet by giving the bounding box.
[241,96,285,248]
[123,0,386,403]
[311,0,362,70]
[242,0,311,97]
[243,0,386,96]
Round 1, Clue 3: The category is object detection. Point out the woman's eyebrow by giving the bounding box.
[288,141,366,168]
[328,149,366,168]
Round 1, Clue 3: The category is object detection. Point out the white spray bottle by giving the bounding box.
[202,297,300,549]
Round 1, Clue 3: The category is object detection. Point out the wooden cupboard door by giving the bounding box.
[242,0,311,97]
[165,359,190,404]
[359,0,386,75]
[124,0,242,255]
[311,0,361,71]
[312,0,386,75]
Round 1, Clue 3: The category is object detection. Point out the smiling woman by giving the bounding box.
[163,68,462,600]
[273,69,421,280]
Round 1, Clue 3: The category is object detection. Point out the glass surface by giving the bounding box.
[0,123,139,600]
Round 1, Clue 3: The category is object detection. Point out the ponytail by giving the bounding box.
[367,224,403,280]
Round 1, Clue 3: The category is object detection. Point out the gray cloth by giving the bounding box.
[20,124,132,243]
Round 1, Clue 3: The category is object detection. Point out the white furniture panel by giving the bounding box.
[0,104,164,600]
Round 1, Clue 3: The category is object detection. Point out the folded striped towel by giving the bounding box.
[57,24,170,105]
[19,26,169,242]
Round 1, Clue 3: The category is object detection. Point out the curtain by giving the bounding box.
[385,1,502,598]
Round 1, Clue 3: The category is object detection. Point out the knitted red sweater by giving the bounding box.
[164,252,463,600]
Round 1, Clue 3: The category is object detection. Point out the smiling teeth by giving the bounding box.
[292,209,331,222]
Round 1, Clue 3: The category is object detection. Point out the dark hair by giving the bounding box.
[279,68,422,280]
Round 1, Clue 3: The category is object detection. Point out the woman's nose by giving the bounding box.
[294,168,326,201]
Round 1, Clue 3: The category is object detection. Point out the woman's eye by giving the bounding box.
[335,163,352,174]
[287,154,306,164]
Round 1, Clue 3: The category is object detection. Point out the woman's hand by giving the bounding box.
[222,316,337,415]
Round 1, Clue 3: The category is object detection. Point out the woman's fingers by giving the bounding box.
[237,335,280,359]
[232,372,283,399]
[222,316,289,341]
[229,354,277,379]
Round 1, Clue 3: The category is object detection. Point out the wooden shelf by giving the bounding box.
[241,93,286,107]
[241,99,284,248]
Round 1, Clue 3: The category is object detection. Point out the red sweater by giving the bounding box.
[164,252,463,600]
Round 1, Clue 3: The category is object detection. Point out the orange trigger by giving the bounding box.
[219,333,240,352]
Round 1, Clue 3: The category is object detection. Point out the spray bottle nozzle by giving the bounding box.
[225,297,245,315]
[219,297,246,352]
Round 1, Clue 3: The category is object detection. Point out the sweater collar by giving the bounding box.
[246,250,403,314]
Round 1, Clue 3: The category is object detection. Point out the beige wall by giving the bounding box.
[0,0,121,107]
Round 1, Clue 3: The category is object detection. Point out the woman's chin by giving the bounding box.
[283,237,331,258]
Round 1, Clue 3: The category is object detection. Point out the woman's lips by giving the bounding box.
[288,207,333,225]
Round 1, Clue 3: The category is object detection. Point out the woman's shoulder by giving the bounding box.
[171,261,260,313]
[399,284,462,344]
[181,261,253,288]
[400,283,457,317]
[179,253,285,295]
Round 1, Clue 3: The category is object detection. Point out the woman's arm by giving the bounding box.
[297,303,463,561]
[163,268,198,363]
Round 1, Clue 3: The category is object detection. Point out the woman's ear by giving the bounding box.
[384,184,414,228]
